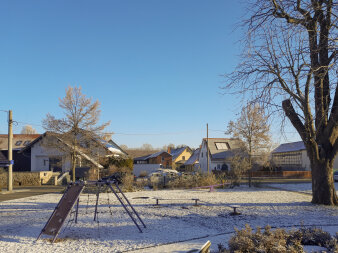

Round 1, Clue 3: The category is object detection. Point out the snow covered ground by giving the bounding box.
[265,182,338,194]
[0,185,337,253]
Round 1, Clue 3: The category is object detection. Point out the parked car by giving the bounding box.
[147,169,180,185]
[334,171,338,182]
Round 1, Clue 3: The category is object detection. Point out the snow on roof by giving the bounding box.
[272,141,305,153]
[100,140,126,155]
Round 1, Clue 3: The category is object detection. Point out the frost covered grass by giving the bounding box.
[0,185,337,252]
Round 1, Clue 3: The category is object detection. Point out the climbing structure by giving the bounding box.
[37,179,146,243]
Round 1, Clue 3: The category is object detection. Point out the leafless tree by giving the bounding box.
[140,143,154,151]
[227,103,271,166]
[226,104,271,186]
[224,0,337,205]
[20,125,38,134]
[43,86,110,181]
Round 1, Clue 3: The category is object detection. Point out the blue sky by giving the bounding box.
[0,1,300,148]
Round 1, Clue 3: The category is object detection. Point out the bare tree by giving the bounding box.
[43,86,110,181]
[227,104,271,167]
[140,143,154,151]
[21,125,38,134]
[119,144,128,151]
[224,1,337,205]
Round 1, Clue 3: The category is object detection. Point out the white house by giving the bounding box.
[198,138,243,173]
[19,132,126,173]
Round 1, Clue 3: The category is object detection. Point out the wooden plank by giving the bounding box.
[41,184,84,237]
[199,240,211,253]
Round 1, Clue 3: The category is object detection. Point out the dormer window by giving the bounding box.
[23,141,30,146]
[215,142,230,150]
[15,141,22,146]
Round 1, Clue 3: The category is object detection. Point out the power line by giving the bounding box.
[107,130,202,136]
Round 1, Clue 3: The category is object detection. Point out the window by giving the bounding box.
[215,142,229,150]
[15,141,22,146]
[182,156,185,160]
[23,141,30,146]
[201,152,203,158]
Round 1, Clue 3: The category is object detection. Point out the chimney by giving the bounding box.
[167,147,171,154]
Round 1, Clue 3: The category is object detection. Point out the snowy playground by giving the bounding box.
[0,183,337,252]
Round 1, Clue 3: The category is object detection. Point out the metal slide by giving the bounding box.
[37,182,85,243]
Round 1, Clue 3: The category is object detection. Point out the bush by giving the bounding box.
[221,224,337,253]
[121,173,135,192]
[166,173,219,189]
[139,171,148,178]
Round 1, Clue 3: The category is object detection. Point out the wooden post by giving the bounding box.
[7,110,13,192]
[207,123,209,174]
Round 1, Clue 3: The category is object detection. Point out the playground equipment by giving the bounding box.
[37,177,146,243]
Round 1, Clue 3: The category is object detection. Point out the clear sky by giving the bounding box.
[0,0,300,148]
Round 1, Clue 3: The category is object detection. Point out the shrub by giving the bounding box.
[224,224,337,253]
[139,171,148,178]
[121,174,135,192]
[166,173,219,189]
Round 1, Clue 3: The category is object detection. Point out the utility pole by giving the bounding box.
[207,123,209,174]
[7,110,13,192]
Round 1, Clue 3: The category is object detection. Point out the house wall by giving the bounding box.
[173,149,192,170]
[198,140,210,173]
[31,142,70,172]
[148,154,172,168]
[273,149,338,171]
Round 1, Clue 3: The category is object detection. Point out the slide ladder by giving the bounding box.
[108,181,146,233]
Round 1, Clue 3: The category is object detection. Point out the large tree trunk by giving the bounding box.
[310,158,337,205]
[283,99,338,205]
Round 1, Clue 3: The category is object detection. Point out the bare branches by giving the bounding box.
[43,86,110,181]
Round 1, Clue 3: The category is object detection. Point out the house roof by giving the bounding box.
[134,151,172,161]
[101,139,128,156]
[211,150,237,160]
[170,146,192,160]
[0,134,41,151]
[203,138,242,155]
[126,149,161,159]
[184,148,200,166]
[272,141,305,153]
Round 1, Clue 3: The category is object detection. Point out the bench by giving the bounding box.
[193,182,230,192]
[229,204,241,215]
[154,198,200,206]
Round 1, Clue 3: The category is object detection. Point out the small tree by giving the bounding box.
[227,104,271,166]
[140,143,154,151]
[226,104,271,186]
[43,86,110,181]
[228,154,251,187]
[21,125,38,134]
